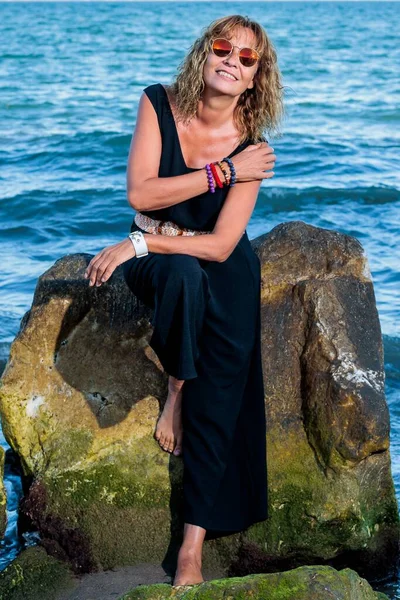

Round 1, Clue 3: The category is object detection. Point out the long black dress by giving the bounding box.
[122,83,268,538]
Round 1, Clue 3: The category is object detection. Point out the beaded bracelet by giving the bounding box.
[217,160,231,186]
[204,163,216,193]
[210,163,224,189]
[222,157,236,187]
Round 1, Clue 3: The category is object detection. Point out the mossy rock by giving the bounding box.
[19,446,184,572]
[0,545,75,600]
[118,564,390,600]
[0,222,398,577]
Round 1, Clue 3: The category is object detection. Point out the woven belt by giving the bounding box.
[134,211,211,236]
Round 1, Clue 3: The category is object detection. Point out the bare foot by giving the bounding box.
[173,546,204,586]
[154,376,184,456]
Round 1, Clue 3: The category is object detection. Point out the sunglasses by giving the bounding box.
[211,37,260,68]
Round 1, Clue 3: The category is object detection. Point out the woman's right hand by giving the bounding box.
[231,142,276,182]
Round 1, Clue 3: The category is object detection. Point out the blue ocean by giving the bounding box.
[0,1,399,596]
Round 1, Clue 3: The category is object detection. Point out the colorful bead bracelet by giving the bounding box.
[204,159,234,193]
[205,163,216,193]
[217,161,231,186]
[210,162,224,189]
[222,157,236,187]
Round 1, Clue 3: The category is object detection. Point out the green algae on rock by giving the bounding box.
[118,565,390,600]
[0,545,76,600]
[19,442,183,572]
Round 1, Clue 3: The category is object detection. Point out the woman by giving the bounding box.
[84,14,283,587]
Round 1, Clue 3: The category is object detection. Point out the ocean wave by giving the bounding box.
[384,335,400,384]
[257,185,400,210]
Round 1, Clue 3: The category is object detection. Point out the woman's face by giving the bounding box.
[203,27,259,95]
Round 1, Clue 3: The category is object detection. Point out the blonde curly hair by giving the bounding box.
[169,14,286,145]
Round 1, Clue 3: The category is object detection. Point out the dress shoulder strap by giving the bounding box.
[143,83,165,131]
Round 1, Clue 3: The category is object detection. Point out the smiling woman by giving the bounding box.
[84,13,284,588]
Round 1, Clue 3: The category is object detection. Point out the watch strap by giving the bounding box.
[128,231,148,258]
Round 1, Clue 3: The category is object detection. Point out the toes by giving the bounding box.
[156,430,180,454]
[159,435,171,453]
[154,423,161,441]
[173,434,183,456]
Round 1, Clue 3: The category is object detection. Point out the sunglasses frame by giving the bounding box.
[210,37,261,67]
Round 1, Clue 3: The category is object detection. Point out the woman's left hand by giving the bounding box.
[84,238,136,287]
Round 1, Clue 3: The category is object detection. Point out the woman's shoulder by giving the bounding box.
[246,134,269,145]
[143,82,162,99]
[142,83,170,119]
[143,82,171,97]
[234,134,268,156]
[143,82,173,112]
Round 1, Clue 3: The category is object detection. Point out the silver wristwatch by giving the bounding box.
[128,231,149,258]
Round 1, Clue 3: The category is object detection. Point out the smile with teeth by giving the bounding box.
[216,70,237,81]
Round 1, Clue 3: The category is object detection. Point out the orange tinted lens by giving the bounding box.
[239,48,258,67]
[212,38,232,57]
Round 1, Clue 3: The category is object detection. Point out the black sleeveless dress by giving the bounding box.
[122,83,268,537]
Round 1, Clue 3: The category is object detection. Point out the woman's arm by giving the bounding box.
[141,231,222,261]
[141,178,263,262]
[84,178,264,287]
[127,92,211,211]
[210,179,263,261]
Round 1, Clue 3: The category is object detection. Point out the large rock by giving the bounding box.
[0,221,398,582]
[118,564,389,600]
[249,222,399,578]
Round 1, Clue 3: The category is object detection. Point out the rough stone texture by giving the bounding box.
[0,545,76,600]
[0,447,6,538]
[246,222,399,579]
[0,221,398,582]
[118,564,389,600]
